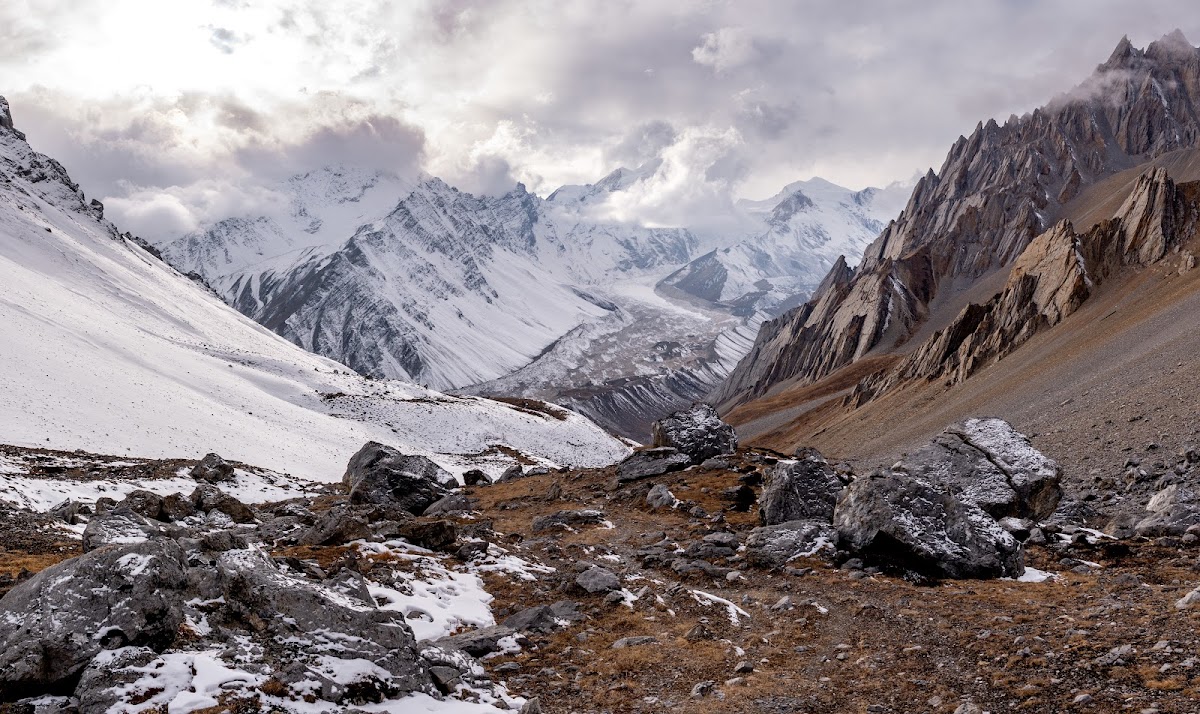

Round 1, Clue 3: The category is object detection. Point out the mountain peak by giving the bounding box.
[1103,34,1138,69]
[0,96,23,140]
[1146,28,1196,60]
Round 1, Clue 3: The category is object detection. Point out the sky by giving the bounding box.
[1,0,1197,239]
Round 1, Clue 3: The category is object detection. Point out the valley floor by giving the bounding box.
[3,445,1200,713]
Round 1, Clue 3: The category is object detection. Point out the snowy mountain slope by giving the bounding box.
[660,178,912,314]
[0,98,630,482]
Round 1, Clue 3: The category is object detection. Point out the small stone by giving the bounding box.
[576,566,620,594]
[733,661,753,674]
[691,680,715,698]
[1072,693,1093,705]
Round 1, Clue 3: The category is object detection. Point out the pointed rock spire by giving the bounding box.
[0,96,14,132]
[1103,34,1138,69]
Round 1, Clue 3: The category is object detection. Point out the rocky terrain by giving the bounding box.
[4,408,1200,713]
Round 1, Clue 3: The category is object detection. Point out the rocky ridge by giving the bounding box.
[849,169,1200,403]
[717,32,1200,408]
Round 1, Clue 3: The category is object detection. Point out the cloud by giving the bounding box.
[3,0,1200,238]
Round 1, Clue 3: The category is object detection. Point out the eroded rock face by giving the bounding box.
[343,441,452,515]
[894,419,1062,521]
[651,404,737,464]
[0,539,189,699]
[758,451,844,526]
[717,35,1200,410]
[833,473,1023,580]
[849,170,1197,404]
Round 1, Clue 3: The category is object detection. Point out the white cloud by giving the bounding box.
[1,1,1198,237]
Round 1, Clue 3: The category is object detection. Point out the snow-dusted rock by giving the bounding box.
[0,539,189,698]
[758,450,844,525]
[895,418,1061,521]
[834,473,1023,579]
[531,509,607,533]
[744,520,836,567]
[651,404,737,464]
[343,442,452,515]
[81,509,168,552]
[1136,484,1200,536]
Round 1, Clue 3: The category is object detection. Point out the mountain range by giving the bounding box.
[157,155,907,438]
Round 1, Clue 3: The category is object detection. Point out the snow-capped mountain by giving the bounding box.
[162,168,699,390]
[660,177,912,314]
[0,97,630,481]
[161,163,906,398]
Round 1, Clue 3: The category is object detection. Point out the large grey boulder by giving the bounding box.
[343,442,452,515]
[0,539,188,699]
[651,404,737,464]
[298,504,372,546]
[834,473,1023,579]
[758,450,844,525]
[616,447,691,483]
[532,509,607,533]
[189,484,257,523]
[744,520,836,568]
[896,418,1061,521]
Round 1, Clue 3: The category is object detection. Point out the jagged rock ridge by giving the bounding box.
[850,169,1200,403]
[717,32,1200,407]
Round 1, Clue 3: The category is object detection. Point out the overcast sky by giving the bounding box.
[1,0,1197,238]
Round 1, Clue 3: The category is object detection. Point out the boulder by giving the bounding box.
[433,625,520,657]
[343,442,452,515]
[190,452,235,483]
[0,539,189,699]
[576,566,621,593]
[833,473,1023,579]
[895,418,1061,521]
[616,447,691,483]
[298,505,372,546]
[646,483,678,509]
[744,520,836,568]
[189,485,257,523]
[393,519,458,551]
[651,404,737,464]
[117,490,168,521]
[1135,484,1200,536]
[502,605,559,633]
[424,493,476,516]
[208,548,428,699]
[462,469,491,486]
[758,451,844,525]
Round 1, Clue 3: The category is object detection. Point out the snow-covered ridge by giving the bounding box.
[0,100,630,481]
